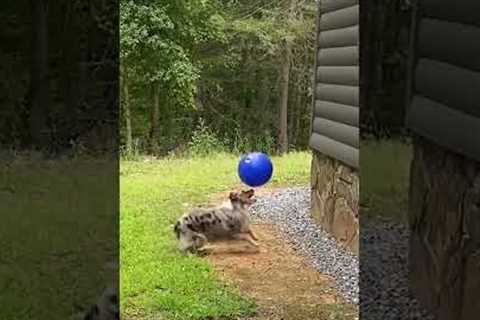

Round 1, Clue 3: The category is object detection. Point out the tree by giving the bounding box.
[277,0,298,154]
[120,0,225,153]
[200,0,315,153]
[29,0,49,148]
[119,0,316,155]
[120,66,133,153]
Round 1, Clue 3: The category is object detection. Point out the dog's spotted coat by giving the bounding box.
[174,189,259,253]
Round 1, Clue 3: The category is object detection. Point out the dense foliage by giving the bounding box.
[0,0,416,155]
[120,0,317,156]
[0,1,118,153]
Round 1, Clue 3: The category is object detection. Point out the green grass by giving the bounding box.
[0,143,409,319]
[120,151,311,319]
[0,157,117,319]
[360,139,412,221]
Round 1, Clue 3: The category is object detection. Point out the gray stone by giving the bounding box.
[409,136,480,320]
[310,151,359,254]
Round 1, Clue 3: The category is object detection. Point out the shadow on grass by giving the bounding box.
[0,156,117,319]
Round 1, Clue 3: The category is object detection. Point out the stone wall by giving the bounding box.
[409,136,480,320]
[310,150,359,254]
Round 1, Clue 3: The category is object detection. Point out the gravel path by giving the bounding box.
[251,186,359,304]
[250,186,435,320]
[360,218,434,320]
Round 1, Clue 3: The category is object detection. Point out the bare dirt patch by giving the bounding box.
[207,223,358,320]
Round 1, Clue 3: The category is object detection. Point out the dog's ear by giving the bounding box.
[229,192,238,200]
[245,189,255,197]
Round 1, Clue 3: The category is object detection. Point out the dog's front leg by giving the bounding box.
[233,233,259,247]
[196,244,215,256]
[247,229,259,241]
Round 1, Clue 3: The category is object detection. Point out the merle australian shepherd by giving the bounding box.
[174,189,259,253]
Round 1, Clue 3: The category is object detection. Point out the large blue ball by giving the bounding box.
[238,152,273,187]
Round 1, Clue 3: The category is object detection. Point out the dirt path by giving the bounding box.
[207,223,358,320]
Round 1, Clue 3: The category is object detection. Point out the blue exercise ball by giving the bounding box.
[238,152,273,187]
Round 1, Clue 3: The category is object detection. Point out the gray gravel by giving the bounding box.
[361,218,435,320]
[251,186,359,304]
[250,186,436,320]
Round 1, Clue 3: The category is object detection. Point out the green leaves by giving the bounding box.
[121,0,225,109]
[119,0,317,155]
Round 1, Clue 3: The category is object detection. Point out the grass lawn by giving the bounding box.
[120,151,311,319]
[0,142,410,319]
[360,139,412,221]
[0,157,117,319]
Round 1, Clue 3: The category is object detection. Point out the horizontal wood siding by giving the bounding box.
[310,0,359,169]
[313,118,359,148]
[316,66,359,86]
[418,19,480,71]
[421,0,480,27]
[319,5,359,31]
[406,0,480,162]
[317,46,358,66]
[407,96,480,161]
[320,0,358,13]
[316,84,359,107]
[314,100,359,127]
[415,58,480,117]
[309,133,358,168]
[318,26,358,48]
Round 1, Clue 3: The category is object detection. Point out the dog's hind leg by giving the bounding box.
[177,232,205,254]
[196,244,215,256]
[191,233,208,251]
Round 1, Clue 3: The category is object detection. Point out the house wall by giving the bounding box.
[311,150,359,254]
[309,0,359,254]
[309,0,359,169]
[407,1,480,318]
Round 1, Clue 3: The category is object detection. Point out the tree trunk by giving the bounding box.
[294,89,303,147]
[258,75,272,131]
[278,39,291,154]
[277,0,298,154]
[288,75,299,147]
[409,135,480,320]
[121,74,133,153]
[29,0,49,149]
[149,83,160,153]
[59,2,76,143]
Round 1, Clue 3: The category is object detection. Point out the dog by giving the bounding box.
[173,189,259,253]
[74,262,119,320]
[82,286,119,320]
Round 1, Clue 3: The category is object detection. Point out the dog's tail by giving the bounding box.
[173,221,181,239]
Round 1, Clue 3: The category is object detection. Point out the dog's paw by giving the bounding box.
[196,246,214,256]
[249,245,261,253]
